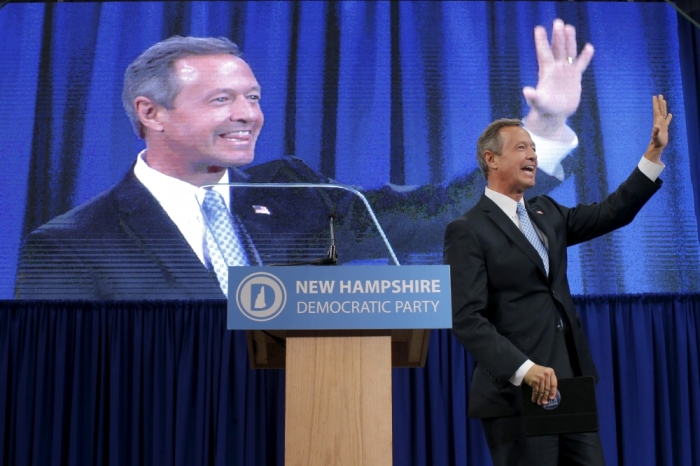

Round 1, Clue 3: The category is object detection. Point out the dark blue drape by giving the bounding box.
[0,301,285,466]
[2,296,700,465]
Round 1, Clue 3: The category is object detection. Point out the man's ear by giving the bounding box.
[484,150,498,171]
[134,96,165,134]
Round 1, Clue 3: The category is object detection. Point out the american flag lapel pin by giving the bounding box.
[252,205,271,215]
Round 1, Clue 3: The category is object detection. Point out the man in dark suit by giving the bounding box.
[15,36,268,299]
[444,95,671,465]
[15,20,590,300]
[13,36,370,299]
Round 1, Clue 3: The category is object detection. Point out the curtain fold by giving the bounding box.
[0,301,284,466]
[2,296,700,465]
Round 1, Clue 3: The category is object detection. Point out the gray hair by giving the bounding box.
[476,118,523,180]
[122,36,242,138]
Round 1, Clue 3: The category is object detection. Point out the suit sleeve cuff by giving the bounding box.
[510,359,535,386]
[526,131,578,181]
[638,155,665,181]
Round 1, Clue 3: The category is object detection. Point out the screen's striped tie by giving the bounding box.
[201,189,249,296]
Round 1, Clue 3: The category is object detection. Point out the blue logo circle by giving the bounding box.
[235,272,287,322]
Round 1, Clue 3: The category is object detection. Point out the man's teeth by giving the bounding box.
[222,131,251,138]
[523,166,535,172]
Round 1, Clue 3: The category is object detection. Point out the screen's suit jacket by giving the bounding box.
[14,155,564,300]
[14,158,334,300]
[15,169,236,299]
[444,167,661,418]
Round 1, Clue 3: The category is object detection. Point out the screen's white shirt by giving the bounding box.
[483,155,665,386]
[526,130,578,180]
[133,150,230,265]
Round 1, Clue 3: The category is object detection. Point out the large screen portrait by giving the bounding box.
[1,1,698,299]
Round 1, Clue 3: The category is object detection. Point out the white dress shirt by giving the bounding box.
[133,150,231,266]
[527,130,578,180]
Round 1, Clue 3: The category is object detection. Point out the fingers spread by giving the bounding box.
[534,26,553,65]
[564,24,577,59]
[575,44,594,73]
[522,86,538,105]
[660,94,668,115]
[550,18,566,60]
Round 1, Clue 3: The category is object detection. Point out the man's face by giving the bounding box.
[488,126,537,199]
[157,54,264,174]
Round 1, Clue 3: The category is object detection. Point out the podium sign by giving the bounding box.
[227,265,452,330]
[206,183,451,464]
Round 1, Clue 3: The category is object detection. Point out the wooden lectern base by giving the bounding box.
[246,329,430,464]
[284,331,393,465]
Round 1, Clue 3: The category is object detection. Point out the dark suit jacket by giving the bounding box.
[14,158,331,299]
[443,167,661,418]
[16,170,225,299]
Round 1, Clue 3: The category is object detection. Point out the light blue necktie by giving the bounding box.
[516,202,549,276]
[201,189,249,296]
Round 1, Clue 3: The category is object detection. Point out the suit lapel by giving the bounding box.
[478,195,549,279]
[228,168,270,265]
[113,171,223,297]
[230,197,264,266]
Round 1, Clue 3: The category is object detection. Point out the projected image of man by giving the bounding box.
[15,37,264,299]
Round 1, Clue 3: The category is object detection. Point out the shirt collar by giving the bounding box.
[133,149,230,207]
[484,187,525,221]
[132,150,231,265]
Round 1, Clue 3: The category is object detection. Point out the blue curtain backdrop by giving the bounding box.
[2,296,700,465]
[2,2,700,465]
[1,1,700,297]
[679,6,700,241]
